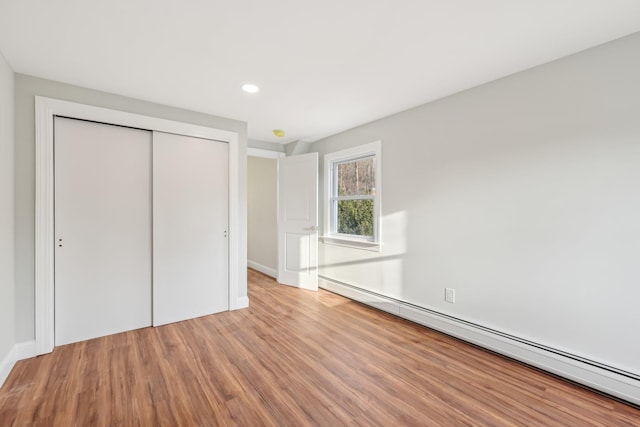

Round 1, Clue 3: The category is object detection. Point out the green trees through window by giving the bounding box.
[337,199,374,236]
[325,140,381,245]
[334,156,375,237]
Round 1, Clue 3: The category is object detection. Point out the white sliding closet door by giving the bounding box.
[54,117,152,346]
[153,132,229,326]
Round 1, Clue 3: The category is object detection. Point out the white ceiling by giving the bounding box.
[1,1,640,144]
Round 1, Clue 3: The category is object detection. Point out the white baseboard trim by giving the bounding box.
[233,296,250,310]
[320,278,400,316]
[0,347,16,388]
[319,276,640,406]
[248,260,277,279]
[0,340,38,388]
[14,340,37,361]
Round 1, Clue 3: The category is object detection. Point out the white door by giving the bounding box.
[152,132,229,326]
[277,153,318,290]
[54,117,152,346]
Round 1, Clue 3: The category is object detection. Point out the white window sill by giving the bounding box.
[321,236,382,252]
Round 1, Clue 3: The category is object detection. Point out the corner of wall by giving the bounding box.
[248,138,286,153]
[0,347,16,388]
[0,49,16,388]
[285,140,312,156]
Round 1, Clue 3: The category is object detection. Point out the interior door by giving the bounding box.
[152,132,229,326]
[277,152,319,290]
[54,117,152,346]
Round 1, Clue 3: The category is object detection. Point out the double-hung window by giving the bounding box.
[324,141,381,250]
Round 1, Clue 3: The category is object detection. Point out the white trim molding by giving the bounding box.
[0,348,16,388]
[13,340,37,361]
[248,260,278,279]
[35,96,245,355]
[248,147,285,159]
[0,341,37,388]
[319,276,640,406]
[235,296,250,310]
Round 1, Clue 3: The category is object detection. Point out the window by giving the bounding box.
[324,141,381,250]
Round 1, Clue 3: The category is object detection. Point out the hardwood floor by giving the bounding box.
[1,269,639,426]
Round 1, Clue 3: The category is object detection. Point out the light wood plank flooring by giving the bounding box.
[1,269,639,426]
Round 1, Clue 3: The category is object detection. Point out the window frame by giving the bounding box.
[323,141,381,251]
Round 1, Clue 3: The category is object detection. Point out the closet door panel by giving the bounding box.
[54,117,152,346]
[153,132,229,326]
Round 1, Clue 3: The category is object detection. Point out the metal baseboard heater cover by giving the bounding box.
[319,276,640,406]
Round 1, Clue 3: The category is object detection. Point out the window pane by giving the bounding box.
[337,157,375,196]
[337,199,374,237]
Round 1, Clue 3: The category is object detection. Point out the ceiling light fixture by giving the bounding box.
[241,83,260,93]
[273,129,285,138]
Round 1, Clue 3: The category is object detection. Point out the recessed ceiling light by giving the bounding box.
[241,83,259,93]
[273,129,285,138]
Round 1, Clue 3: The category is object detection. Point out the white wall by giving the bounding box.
[247,156,278,275]
[311,32,640,377]
[0,51,15,380]
[248,138,286,153]
[14,74,248,342]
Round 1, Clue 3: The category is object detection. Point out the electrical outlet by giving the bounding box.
[445,288,456,303]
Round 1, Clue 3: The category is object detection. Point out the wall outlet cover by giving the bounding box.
[445,288,456,303]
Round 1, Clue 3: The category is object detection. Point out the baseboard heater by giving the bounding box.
[319,276,640,407]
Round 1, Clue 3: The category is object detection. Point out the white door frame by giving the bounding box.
[34,96,245,355]
[247,147,285,159]
[247,147,285,279]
